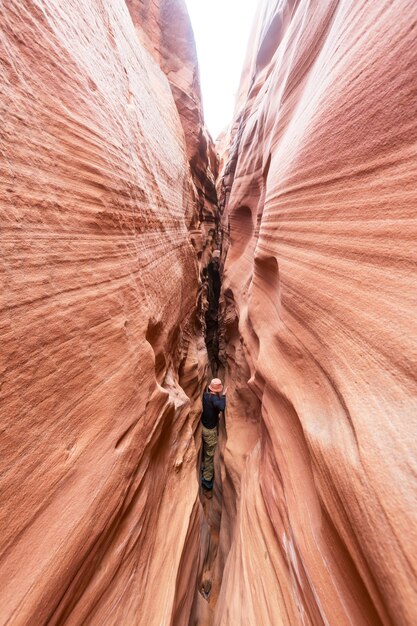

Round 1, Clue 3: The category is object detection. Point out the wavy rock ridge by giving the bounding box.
[0,1,214,624]
[215,1,417,625]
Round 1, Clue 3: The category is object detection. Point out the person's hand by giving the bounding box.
[223,387,228,395]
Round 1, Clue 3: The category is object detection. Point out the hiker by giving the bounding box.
[201,378,227,492]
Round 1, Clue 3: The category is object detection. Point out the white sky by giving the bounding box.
[184,0,259,140]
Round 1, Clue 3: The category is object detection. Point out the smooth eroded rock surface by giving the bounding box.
[126,0,219,265]
[0,1,208,624]
[216,1,417,625]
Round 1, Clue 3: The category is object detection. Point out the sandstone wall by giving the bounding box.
[216,1,417,625]
[0,1,207,624]
[126,0,219,264]
[126,1,221,378]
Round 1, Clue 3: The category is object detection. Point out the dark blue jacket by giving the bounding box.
[201,391,226,429]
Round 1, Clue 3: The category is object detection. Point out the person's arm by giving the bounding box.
[212,394,226,411]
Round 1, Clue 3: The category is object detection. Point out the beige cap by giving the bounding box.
[208,378,223,393]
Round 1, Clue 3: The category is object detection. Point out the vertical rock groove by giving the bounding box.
[203,259,222,378]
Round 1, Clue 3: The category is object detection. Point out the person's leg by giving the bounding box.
[202,426,217,484]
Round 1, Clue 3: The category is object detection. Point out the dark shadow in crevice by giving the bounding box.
[145,318,167,381]
[203,260,222,378]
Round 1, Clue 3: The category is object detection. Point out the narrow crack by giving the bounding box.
[187,234,228,624]
[203,258,222,377]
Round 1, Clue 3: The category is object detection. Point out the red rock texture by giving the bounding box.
[127,0,203,164]
[0,1,209,624]
[126,0,219,266]
[216,1,417,625]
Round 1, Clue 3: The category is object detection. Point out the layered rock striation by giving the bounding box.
[126,0,219,265]
[0,1,212,624]
[126,0,221,381]
[216,1,417,625]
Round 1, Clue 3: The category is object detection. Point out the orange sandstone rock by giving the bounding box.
[126,0,219,269]
[0,1,207,624]
[216,1,417,625]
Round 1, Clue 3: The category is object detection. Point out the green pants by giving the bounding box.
[202,425,218,482]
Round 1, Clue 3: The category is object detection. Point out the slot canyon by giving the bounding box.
[1,0,416,625]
